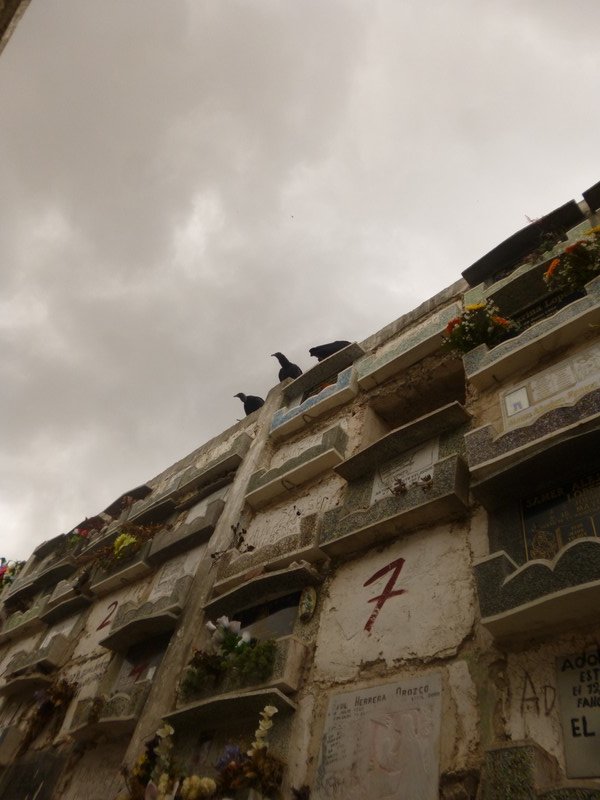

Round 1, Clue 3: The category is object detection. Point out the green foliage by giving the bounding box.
[179,650,225,699]
[179,638,277,700]
[232,638,277,684]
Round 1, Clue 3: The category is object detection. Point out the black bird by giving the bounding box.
[234,393,265,415]
[309,340,351,361]
[272,352,302,381]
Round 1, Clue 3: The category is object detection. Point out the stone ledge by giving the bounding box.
[68,680,151,739]
[89,541,153,597]
[39,581,93,626]
[178,636,306,708]
[165,687,296,730]
[320,455,470,557]
[475,539,600,642]
[32,533,66,560]
[0,600,46,646]
[357,301,462,390]
[470,423,600,510]
[270,367,358,441]
[129,433,251,523]
[205,562,323,619]
[2,634,69,683]
[99,577,192,652]
[282,343,365,403]
[0,671,53,697]
[479,739,600,799]
[148,499,224,564]
[246,425,348,510]
[336,402,471,483]
[463,276,600,391]
[212,515,325,597]
[466,391,600,480]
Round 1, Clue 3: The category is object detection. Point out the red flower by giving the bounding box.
[564,240,588,254]
[445,317,461,334]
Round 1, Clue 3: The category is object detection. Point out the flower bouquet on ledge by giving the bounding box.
[443,301,519,354]
[543,227,600,292]
[119,706,285,800]
[179,617,277,700]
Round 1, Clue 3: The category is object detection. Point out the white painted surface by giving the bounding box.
[313,525,475,682]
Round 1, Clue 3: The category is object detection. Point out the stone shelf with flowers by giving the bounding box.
[177,617,305,707]
[88,525,160,596]
[119,705,288,800]
[0,559,25,596]
[542,226,600,293]
[461,275,600,391]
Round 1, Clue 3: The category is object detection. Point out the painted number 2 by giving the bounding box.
[96,600,118,631]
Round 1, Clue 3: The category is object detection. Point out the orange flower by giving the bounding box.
[445,317,461,334]
[544,258,560,280]
[492,316,510,327]
[564,240,588,253]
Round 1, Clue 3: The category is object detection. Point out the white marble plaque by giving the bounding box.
[314,674,442,800]
[371,440,439,504]
[502,340,600,431]
[556,648,600,778]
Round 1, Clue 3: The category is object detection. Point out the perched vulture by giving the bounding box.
[309,340,351,361]
[271,352,302,381]
[234,393,265,415]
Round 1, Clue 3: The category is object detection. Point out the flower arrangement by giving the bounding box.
[67,526,92,549]
[179,617,277,701]
[120,706,284,800]
[216,706,284,798]
[92,521,164,572]
[443,301,519,353]
[543,227,600,292]
[0,559,25,590]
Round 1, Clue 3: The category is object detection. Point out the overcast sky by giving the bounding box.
[1,0,599,560]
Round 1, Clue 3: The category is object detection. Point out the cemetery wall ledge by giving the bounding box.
[335,401,471,483]
[177,635,306,709]
[245,424,348,509]
[319,454,470,557]
[165,687,296,730]
[99,576,192,652]
[475,539,600,642]
[466,392,600,479]
[463,276,600,391]
[357,301,462,390]
[212,514,325,597]
[269,367,357,441]
[205,561,324,619]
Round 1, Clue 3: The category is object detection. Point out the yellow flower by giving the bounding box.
[464,302,486,311]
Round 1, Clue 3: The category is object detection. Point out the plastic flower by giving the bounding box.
[113,532,137,557]
[544,258,560,282]
[156,722,174,738]
[445,317,461,335]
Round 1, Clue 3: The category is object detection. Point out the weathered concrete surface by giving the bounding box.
[313,523,477,682]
